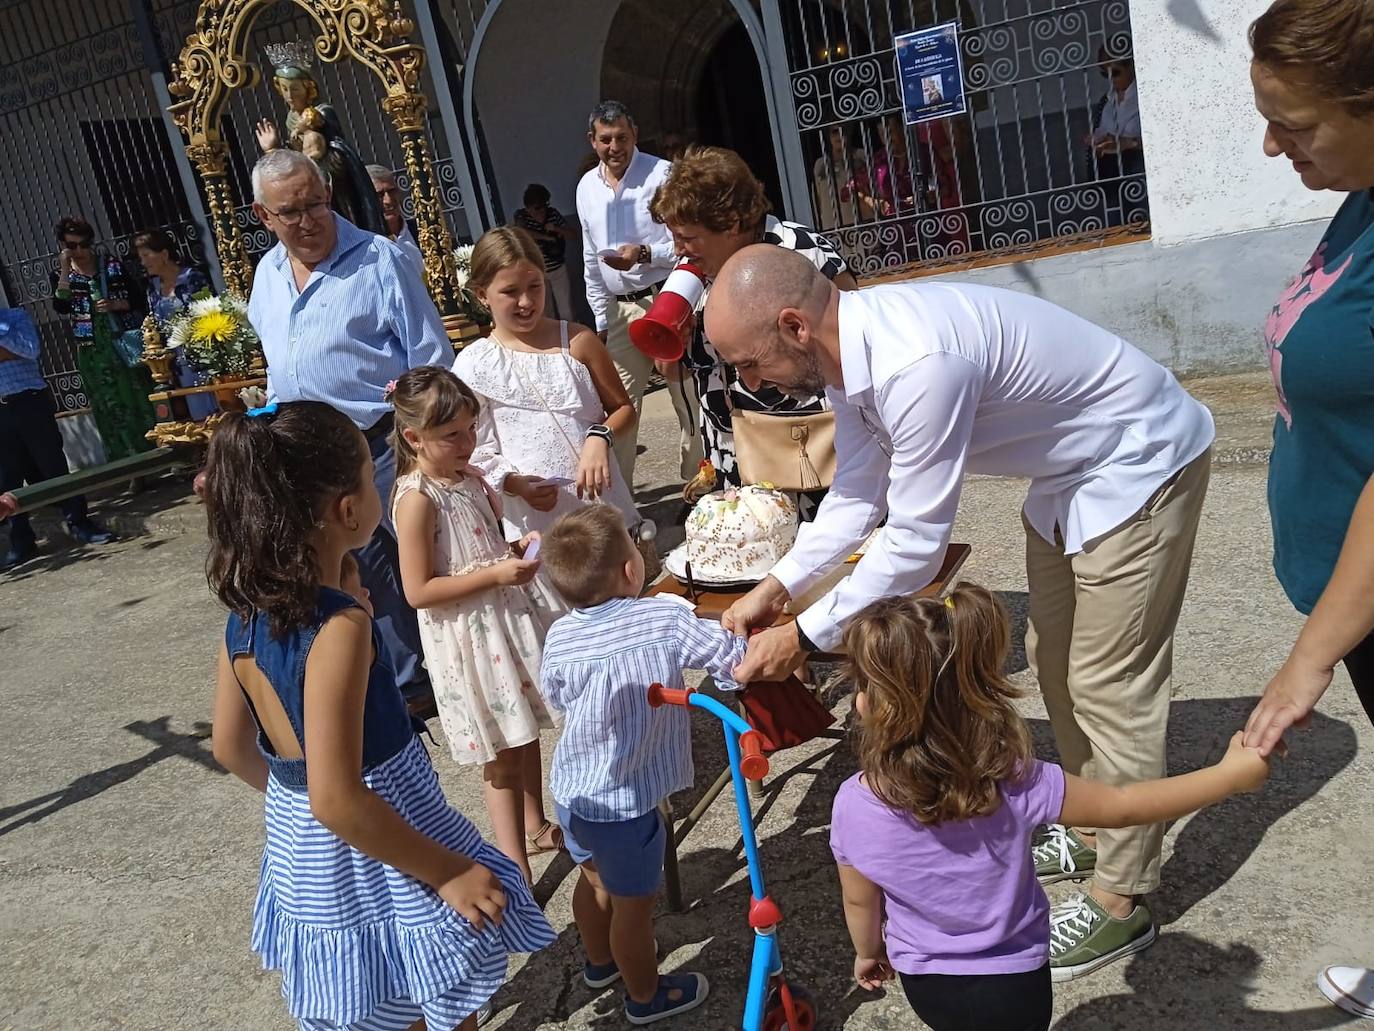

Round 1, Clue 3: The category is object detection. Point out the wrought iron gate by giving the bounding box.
[772,0,1147,276]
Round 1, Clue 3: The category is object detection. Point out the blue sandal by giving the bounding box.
[624,972,709,1025]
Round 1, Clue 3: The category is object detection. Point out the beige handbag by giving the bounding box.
[730,400,837,492]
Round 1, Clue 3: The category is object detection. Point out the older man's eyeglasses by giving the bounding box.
[260,200,330,227]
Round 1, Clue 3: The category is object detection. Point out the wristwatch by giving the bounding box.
[637,244,651,266]
[586,423,614,447]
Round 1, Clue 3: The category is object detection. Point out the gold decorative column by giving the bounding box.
[383,92,460,315]
[185,140,253,295]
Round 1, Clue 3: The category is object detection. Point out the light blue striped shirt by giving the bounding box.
[544,596,748,822]
[248,214,449,430]
[0,308,48,397]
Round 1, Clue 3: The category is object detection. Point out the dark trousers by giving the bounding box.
[0,388,87,549]
[900,964,1052,1031]
[356,428,429,696]
[1341,631,1374,727]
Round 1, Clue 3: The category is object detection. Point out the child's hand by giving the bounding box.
[853,953,893,991]
[577,437,612,500]
[1218,730,1271,794]
[515,531,540,558]
[492,557,540,587]
[437,862,506,931]
[508,474,560,512]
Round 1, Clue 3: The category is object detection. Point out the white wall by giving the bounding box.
[471,0,622,222]
[1133,0,1340,245]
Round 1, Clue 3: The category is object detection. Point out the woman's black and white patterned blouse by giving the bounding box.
[684,215,849,489]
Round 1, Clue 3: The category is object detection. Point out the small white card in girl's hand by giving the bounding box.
[523,537,541,561]
[531,476,575,489]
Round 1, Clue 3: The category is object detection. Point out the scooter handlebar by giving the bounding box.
[738,730,770,781]
[647,683,695,708]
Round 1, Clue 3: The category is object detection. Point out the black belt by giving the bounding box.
[364,412,394,443]
[615,285,658,303]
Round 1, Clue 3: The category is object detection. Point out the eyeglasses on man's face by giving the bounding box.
[63,238,92,250]
[261,199,330,227]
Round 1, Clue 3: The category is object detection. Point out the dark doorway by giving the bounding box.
[694,22,784,214]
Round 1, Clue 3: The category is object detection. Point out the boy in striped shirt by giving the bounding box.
[541,504,746,1025]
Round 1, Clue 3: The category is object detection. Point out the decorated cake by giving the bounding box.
[681,484,799,584]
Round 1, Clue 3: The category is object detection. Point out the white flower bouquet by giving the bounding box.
[165,291,260,379]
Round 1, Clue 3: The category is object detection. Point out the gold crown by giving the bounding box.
[263,40,315,75]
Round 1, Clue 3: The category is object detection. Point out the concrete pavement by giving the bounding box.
[1,371,1369,1030]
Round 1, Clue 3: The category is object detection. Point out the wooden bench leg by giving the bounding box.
[660,799,684,913]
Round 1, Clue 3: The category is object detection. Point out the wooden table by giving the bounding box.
[648,542,971,911]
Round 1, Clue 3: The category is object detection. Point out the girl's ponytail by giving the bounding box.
[205,401,366,633]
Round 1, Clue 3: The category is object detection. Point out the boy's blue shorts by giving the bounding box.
[554,803,665,897]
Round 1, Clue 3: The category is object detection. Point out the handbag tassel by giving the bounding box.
[792,424,821,492]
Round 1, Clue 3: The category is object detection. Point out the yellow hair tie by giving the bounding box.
[944,596,955,611]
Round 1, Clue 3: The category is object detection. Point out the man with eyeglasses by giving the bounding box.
[247,148,449,709]
[705,244,1216,984]
[366,163,424,280]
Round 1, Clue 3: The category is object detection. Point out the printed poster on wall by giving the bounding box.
[895,21,966,125]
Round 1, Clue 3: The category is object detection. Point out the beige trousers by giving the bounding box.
[1024,449,1211,896]
[603,296,655,484]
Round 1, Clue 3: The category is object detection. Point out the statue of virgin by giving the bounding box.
[254,40,387,236]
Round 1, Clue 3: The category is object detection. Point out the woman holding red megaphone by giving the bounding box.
[645,147,858,514]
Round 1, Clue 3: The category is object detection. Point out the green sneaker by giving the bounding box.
[1049,892,1156,982]
[1033,824,1097,884]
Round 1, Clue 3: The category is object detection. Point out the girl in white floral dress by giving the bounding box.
[390,365,566,886]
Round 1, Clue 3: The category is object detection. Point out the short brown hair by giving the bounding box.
[841,584,1033,825]
[541,505,635,607]
[1251,0,1374,113]
[469,226,545,291]
[650,145,770,234]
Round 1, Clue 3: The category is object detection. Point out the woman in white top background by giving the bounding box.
[1087,54,1148,225]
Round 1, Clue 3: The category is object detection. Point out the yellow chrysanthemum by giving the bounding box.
[189,310,237,345]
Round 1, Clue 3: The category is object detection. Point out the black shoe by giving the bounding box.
[1,541,39,572]
[67,519,116,545]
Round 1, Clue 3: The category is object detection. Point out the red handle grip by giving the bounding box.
[647,683,694,708]
[739,730,770,781]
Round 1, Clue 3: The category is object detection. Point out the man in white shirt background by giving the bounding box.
[576,100,691,484]
[706,244,1215,982]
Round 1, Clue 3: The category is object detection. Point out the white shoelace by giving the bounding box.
[1049,893,1100,954]
[1032,823,1079,874]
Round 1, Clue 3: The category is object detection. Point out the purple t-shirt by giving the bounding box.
[829,760,1066,975]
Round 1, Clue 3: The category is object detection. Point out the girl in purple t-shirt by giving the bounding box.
[829,584,1270,1031]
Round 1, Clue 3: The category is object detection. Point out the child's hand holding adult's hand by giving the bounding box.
[1218,730,1271,793]
[853,953,893,991]
[492,557,539,587]
[438,862,506,931]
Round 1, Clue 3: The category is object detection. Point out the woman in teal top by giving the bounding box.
[1243,0,1374,1020]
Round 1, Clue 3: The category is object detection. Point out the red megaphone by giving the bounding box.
[628,260,707,362]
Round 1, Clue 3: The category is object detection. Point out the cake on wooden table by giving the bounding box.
[679,484,799,584]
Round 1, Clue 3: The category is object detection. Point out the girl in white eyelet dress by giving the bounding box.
[451,226,640,543]
[389,366,566,886]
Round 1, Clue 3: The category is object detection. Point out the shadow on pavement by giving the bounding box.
[1056,933,1353,1030]
[0,716,224,838]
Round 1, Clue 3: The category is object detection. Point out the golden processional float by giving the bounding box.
[141,0,475,448]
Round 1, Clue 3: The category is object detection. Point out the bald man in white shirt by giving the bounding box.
[706,244,1214,981]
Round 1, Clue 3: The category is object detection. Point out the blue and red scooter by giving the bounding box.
[647,683,818,1031]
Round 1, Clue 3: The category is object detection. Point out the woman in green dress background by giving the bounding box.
[49,216,156,460]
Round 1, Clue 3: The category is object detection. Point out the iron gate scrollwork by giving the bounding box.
[779,0,1148,277]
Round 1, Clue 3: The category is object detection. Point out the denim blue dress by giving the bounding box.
[225,587,554,1030]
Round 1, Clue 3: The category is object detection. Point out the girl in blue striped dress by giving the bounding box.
[205,400,555,1031]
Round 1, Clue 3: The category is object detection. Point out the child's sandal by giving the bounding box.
[526,819,565,856]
